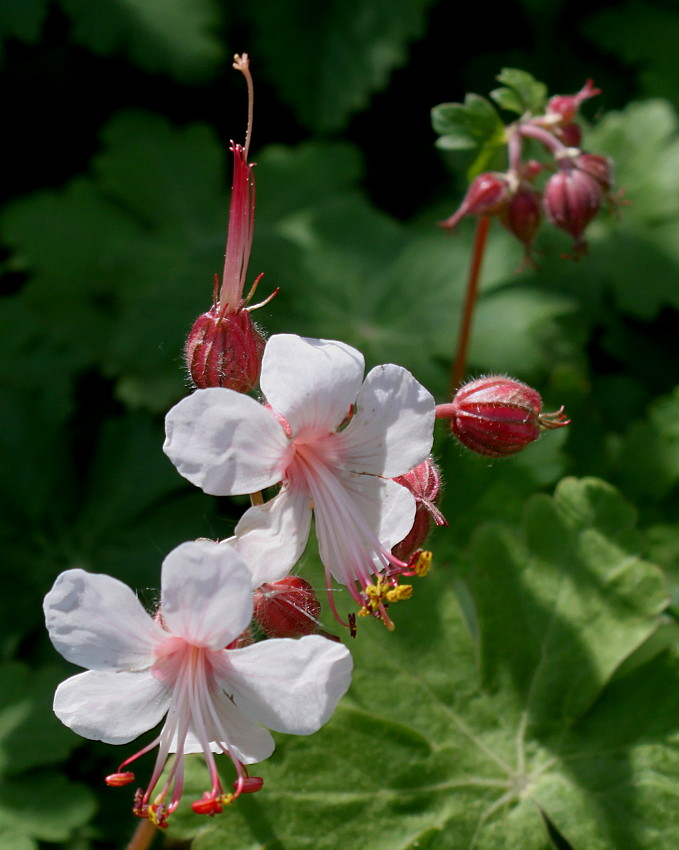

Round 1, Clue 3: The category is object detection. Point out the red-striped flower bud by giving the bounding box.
[185,305,265,391]
[499,186,541,263]
[392,458,447,560]
[439,172,513,231]
[574,153,614,191]
[444,376,569,458]
[543,164,601,256]
[253,577,322,638]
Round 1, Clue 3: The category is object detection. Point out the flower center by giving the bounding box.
[151,636,219,690]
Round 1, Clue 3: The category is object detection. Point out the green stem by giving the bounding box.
[450,216,492,393]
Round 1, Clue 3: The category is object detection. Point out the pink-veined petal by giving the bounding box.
[161,541,253,648]
[53,670,169,745]
[220,635,352,735]
[260,335,365,435]
[206,688,275,764]
[312,472,415,586]
[338,364,435,477]
[230,484,313,587]
[44,570,164,672]
[171,690,275,764]
[338,472,416,551]
[164,388,292,496]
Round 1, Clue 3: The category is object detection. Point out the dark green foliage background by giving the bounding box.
[3,0,679,848]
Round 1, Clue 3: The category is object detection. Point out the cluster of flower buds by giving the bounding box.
[437,375,569,457]
[440,80,619,262]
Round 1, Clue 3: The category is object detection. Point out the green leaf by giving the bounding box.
[168,478,674,850]
[0,663,84,777]
[466,477,668,729]
[469,286,580,380]
[260,194,461,398]
[1,110,231,412]
[0,772,96,845]
[245,0,435,132]
[432,94,506,151]
[0,0,48,58]
[254,141,365,222]
[584,1,679,113]
[610,386,679,505]
[580,99,679,319]
[58,0,224,82]
[490,68,548,116]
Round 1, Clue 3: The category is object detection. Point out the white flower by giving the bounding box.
[43,540,352,826]
[164,334,435,628]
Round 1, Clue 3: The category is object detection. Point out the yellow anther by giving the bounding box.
[386,584,412,602]
[358,608,371,617]
[415,551,432,577]
[147,805,167,827]
[218,793,235,806]
[364,584,380,599]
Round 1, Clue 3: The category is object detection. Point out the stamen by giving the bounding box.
[106,771,135,787]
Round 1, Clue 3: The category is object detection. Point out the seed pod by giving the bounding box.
[448,375,569,458]
[185,306,265,392]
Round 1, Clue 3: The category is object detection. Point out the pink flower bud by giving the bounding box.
[499,186,541,260]
[547,79,601,124]
[557,122,582,147]
[185,305,265,391]
[253,577,322,638]
[439,172,512,231]
[574,153,614,191]
[543,165,601,256]
[446,376,569,458]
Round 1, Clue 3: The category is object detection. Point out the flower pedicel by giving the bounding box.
[43,540,352,827]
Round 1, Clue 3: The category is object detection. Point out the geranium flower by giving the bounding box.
[43,540,352,826]
[164,334,436,629]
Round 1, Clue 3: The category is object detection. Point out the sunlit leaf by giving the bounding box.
[168,479,675,850]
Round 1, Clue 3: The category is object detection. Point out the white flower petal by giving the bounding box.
[161,541,253,648]
[164,388,292,496]
[231,484,313,587]
[44,569,163,672]
[53,670,169,745]
[339,364,435,477]
[223,635,353,735]
[172,690,276,764]
[313,472,415,586]
[338,472,416,551]
[261,335,365,435]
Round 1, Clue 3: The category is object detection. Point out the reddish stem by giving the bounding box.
[450,215,492,392]
[125,820,157,850]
